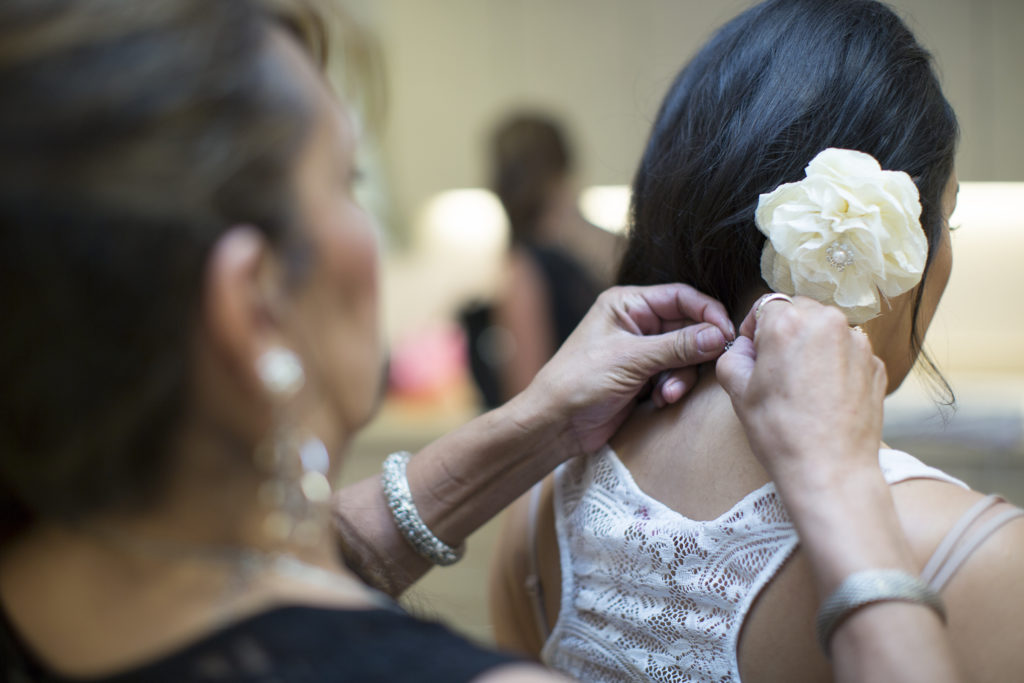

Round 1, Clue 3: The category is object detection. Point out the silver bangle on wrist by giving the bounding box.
[381,451,465,566]
[816,569,946,655]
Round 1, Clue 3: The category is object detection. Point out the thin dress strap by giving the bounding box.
[523,481,551,641]
[921,494,1002,585]
[922,494,1024,592]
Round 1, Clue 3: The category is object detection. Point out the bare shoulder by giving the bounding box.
[738,476,1024,683]
[887,477,1018,566]
[502,248,546,293]
[496,248,548,321]
[890,478,1024,682]
[489,475,562,660]
[489,485,543,658]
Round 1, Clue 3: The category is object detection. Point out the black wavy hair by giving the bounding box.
[619,0,958,391]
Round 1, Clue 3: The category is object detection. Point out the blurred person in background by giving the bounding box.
[0,1,970,682]
[463,114,622,407]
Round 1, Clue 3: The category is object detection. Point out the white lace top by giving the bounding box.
[541,446,967,682]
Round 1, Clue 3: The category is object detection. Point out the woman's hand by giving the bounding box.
[334,282,732,595]
[714,294,892,581]
[523,283,735,456]
[716,295,886,488]
[715,297,963,683]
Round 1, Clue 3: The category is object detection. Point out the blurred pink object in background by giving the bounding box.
[388,323,470,401]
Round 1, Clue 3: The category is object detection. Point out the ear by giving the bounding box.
[201,226,288,395]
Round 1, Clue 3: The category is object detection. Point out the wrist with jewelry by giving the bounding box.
[381,451,465,566]
[816,569,946,656]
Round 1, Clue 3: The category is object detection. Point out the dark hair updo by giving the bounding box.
[0,0,323,540]
[619,0,958,338]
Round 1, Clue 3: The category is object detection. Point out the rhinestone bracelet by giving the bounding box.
[381,451,465,566]
[816,569,946,656]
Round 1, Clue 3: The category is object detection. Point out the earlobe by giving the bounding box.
[202,226,286,393]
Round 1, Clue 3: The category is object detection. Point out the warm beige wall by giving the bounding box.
[343,0,1023,239]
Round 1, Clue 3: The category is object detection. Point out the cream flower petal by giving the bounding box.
[756,148,927,324]
[807,148,882,180]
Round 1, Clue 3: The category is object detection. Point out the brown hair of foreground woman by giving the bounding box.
[0,0,322,538]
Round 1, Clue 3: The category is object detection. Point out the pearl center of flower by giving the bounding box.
[826,241,855,271]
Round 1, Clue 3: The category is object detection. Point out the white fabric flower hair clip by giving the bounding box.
[756,148,928,324]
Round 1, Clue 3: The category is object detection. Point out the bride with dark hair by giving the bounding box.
[491,1,1024,681]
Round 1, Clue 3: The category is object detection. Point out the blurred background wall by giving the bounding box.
[349,0,1022,230]
[336,0,1024,350]
[333,0,1024,646]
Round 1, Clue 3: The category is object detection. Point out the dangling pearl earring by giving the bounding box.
[254,347,332,546]
[257,347,305,397]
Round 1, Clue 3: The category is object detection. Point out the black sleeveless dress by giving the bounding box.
[461,243,600,408]
[0,604,519,682]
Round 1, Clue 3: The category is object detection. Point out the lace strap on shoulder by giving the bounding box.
[922,495,1024,592]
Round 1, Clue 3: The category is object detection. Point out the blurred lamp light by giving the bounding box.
[417,188,508,252]
[948,182,1024,235]
[925,181,1024,374]
[579,185,631,234]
